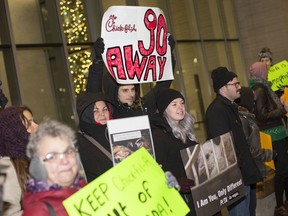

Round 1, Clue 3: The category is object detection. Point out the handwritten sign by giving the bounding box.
[268,60,288,91]
[63,148,189,216]
[101,6,174,84]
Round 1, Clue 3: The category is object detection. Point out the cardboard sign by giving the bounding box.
[180,132,245,216]
[268,60,288,91]
[107,115,155,165]
[101,6,174,84]
[259,131,275,170]
[63,148,189,216]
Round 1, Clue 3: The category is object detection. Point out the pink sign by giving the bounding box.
[101,6,174,84]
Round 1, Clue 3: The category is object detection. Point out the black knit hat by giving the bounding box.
[156,89,185,115]
[211,67,237,93]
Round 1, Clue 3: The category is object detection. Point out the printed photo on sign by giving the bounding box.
[112,129,154,164]
[101,6,174,84]
[107,115,155,165]
[180,132,244,216]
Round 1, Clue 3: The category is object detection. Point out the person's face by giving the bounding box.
[93,101,110,125]
[165,98,185,124]
[118,85,135,106]
[222,77,241,101]
[260,57,272,69]
[39,136,78,187]
[23,110,38,133]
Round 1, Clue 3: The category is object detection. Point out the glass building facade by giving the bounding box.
[0,0,283,143]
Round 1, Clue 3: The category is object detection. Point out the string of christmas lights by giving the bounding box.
[59,0,91,95]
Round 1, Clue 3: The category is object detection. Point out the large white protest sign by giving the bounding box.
[101,6,174,84]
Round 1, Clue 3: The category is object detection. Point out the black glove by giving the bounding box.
[177,177,195,193]
[168,34,175,52]
[93,37,105,61]
[0,80,8,110]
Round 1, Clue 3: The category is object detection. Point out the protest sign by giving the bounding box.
[101,6,174,84]
[107,115,155,165]
[180,132,244,216]
[268,60,288,91]
[259,131,275,170]
[63,148,190,216]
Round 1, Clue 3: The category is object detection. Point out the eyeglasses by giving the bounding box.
[43,147,78,163]
[226,82,240,88]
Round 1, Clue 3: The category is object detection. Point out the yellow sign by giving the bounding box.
[63,148,190,216]
[268,60,288,91]
[259,131,275,170]
[283,87,288,117]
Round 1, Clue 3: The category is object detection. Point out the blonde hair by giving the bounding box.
[164,111,198,144]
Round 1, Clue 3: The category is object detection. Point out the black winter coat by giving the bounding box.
[251,82,286,131]
[150,114,197,216]
[205,94,262,185]
[239,110,273,178]
[76,91,113,182]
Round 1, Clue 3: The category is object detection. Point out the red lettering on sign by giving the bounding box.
[157,56,166,79]
[144,55,156,81]
[138,9,157,56]
[106,47,126,79]
[124,45,148,81]
[156,14,167,56]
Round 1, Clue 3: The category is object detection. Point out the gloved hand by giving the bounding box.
[0,80,8,110]
[165,171,180,191]
[177,177,194,193]
[93,37,105,61]
[168,34,175,52]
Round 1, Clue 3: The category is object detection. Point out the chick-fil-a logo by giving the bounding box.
[106,14,137,33]
[106,9,168,82]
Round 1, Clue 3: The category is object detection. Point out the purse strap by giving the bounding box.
[44,201,56,216]
[80,131,112,161]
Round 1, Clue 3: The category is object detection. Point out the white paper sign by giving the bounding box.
[107,115,155,165]
[101,6,174,84]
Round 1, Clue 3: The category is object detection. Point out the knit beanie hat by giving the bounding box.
[0,106,29,159]
[249,62,267,80]
[156,88,185,115]
[235,87,255,112]
[258,47,273,61]
[211,67,237,93]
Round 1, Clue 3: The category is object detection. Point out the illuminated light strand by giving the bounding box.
[60,0,92,95]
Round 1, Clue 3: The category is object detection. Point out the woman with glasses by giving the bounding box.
[0,105,38,216]
[22,119,86,216]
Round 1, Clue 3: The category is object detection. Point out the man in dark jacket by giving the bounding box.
[86,36,176,119]
[205,67,262,216]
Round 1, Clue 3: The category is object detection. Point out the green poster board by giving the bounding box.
[268,60,288,91]
[63,148,190,216]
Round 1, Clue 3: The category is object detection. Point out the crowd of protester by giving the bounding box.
[1,33,288,216]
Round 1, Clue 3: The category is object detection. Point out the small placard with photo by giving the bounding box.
[107,115,155,165]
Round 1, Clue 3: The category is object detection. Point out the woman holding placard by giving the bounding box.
[151,88,198,216]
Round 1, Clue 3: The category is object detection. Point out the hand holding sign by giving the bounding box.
[101,6,174,84]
